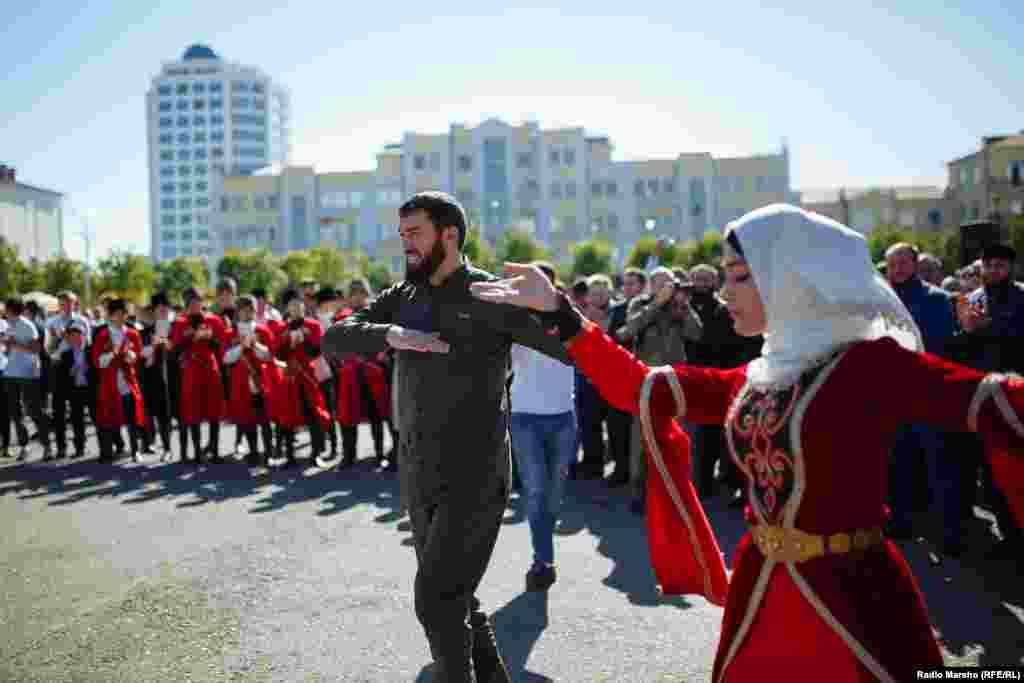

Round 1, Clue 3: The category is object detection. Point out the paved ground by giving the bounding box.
[1,425,1022,682]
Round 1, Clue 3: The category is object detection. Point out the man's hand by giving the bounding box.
[957,298,989,333]
[385,326,450,353]
[469,262,559,311]
[653,281,675,307]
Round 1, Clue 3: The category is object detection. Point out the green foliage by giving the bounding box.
[625,237,680,270]
[571,239,613,277]
[308,244,349,288]
[866,225,957,268]
[217,249,285,295]
[674,231,725,270]
[278,250,316,286]
[94,250,156,303]
[156,257,210,299]
[496,229,549,266]
[42,256,87,295]
[366,262,394,294]
[14,260,44,295]
[0,237,21,300]
[463,228,498,273]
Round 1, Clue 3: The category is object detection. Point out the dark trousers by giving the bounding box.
[888,424,938,533]
[341,369,386,462]
[575,374,607,471]
[99,394,142,459]
[241,395,274,461]
[696,424,727,497]
[53,385,90,456]
[409,478,508,682]
[4,377,49,448]
[606,408,631,478]
[280,387,325,462]
[982,459,1023,545]
[0,378,9,450]
[932,431,980,550]
[142,378,173,452]
[180,420,220,461]
[319,379,338,455]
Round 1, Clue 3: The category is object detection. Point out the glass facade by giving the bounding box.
[482,137,508,237]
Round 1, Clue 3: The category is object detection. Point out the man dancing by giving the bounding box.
[323,191,569,682]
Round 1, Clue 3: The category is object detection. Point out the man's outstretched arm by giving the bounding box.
[322,284,450,359]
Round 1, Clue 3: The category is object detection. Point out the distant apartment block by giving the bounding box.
[211,117,794,271]
[800,186,953,234]
[0,164,64,261]
[147,44,290,263]
[947,132,1024,223]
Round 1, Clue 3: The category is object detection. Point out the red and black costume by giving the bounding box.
[91,323,146,461]
[223,323,282,464]
[556,309,1024,683]
[171,311,227,462]
[333,306,391,467]
[274,316,331,466]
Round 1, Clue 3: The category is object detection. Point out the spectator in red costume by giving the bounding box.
[171,288,227,465]
[91,299,146,462]
[471,203,1024,683]
[271,289,331,469]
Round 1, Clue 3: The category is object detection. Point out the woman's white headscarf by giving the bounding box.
[728,204,922,389]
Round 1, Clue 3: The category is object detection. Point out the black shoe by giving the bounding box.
[605,470,629,488]
[471,617,511,683]
[985,539,1022,561]
[55,451,67,460]
[728,490,747,509]
[525,561,557,592]
[73,450,85,460]
[885,521,913,541]
[629,497,645,516]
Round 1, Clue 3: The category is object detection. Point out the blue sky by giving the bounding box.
[3,0,1022,263]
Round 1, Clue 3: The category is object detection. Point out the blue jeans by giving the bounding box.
[511,411,577,565]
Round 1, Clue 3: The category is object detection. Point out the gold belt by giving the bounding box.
[751,525,884,563]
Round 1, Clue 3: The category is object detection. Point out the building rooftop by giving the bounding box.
[799,186,944,204]
[182,44,220,61]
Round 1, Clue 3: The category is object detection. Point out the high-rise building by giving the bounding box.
[0,164,64,262]
[211,117,794,271]
[146,44,289,263]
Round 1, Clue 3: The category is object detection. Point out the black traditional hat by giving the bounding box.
[982,243,1016,262]
[314,287,337,304]
[182,287,202,305]
[106,298,128,314]
[150,291,171,308]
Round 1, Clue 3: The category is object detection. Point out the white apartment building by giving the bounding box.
[0,165,64,261]
[212,118,794,270]
[146,44,289,263]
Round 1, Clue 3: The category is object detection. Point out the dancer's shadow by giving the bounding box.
[413,592,552,683]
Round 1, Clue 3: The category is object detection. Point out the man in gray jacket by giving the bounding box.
[322,192,569,683]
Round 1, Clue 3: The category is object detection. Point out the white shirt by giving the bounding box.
[509,344,575,415]
[106,326,132,395]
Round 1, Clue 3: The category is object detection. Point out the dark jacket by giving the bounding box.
[947,280,1024,373]
[321,263,571,508]
[607,299,633,350]
[892,276,956,357]
[53,343,92,399]
[687,290,763,369]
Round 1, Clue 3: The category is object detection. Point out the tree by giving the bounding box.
[279,250,316,286]
[366,262,394,295]
[496,229,549,266]
[674,231,725,271]
[0,237,23,299]
[463,229,498,273]
[156,256,210,299]
[15,259,45,294]
[43,256,86,295]
[309,244,349,287]
[625,237,680,270]
[218,249,286,295]
[94,250,156,303]
[571,239,613,277]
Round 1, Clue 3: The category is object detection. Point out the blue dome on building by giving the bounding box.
[182,44,219,61]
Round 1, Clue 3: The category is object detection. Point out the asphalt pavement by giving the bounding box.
[1,425,1021,682]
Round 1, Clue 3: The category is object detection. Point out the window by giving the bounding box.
[194,148,208,160]
[959,167,970,186]
[663,179,675,194]
[159,133,173,145]
[606,182,618,197]
[181,246,193,256]
[162,214,176,226]
[456,190,475,205]
[193,116,206,127]
[267,194,279,209]
[161,199,176,210]
[253,98,265,110]
[179,182,191,193]
[429,152,441,172]
[899,209,916,227]
[522,180,539,198]
[158,85,172,96]
[608,213,619,230]
[180,215,193,226]
[566,182,577,198]
[180,230,193,241]
[591,182,603,196]
[160,150,174,161]
[160,230,176,241]
[231,81,250,92]
[160,167,175,178]
[197,229,210,241]
[162,246,177,259]
[179,198,192,210]
[177,150,190,161]
[161,182,175,194]
[232,97,249,108]
[176,83,189,95]
[176,99,189,111]
[517,152,533,168]
[193,132,207,144]
[564,149,575,166]
[210,98,223,110]
[221,197,230,211]
[177,116,190,127]
[549,149,560,166]
[1012,199,1024,215]
[252,82,265,94]
[211,114,224,126]
[458,155,473,172]
[196,181,208,192]
[634,180,645,198]
[194,164,208,176]
[178,165,192,176]
[211,131,224,143]
[1010,161,1023,186]
[550,182,562,198]
[193,99,205,111]
[974,166,982,184]
[159,117,173,128]
[212,147,224,158]
[734,176,745,192]
[927,209,942,226]
[196,197,210,208]
[191,82,205,94]
[413,154,426,171]
[159,101,172,112]
[647,179,659,195]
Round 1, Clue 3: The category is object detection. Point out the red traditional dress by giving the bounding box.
[90,324,146,428]
[170,313,227,424]
[333,307,391,427]
[223,324,284,427]
[567,322,1024,683]
[273,318,332,431]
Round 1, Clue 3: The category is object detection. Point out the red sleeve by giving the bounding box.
[305,319,324,346]
[170,318,187,348]
[89,328,109,366]
[567,321,746,424]
[208,314,227,344]
[255,326,273,348]
[129,329,143,355]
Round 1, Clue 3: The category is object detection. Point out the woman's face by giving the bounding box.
[719,240,767,337]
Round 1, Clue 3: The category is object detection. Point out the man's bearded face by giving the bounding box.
[404,230,448,284]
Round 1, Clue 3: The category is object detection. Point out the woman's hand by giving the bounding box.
[470,262,559,312]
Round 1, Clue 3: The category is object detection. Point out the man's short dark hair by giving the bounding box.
[5,298,24,315]
[252,287,268,299]
[399,191,467,250]
[237,295,256,311]
[348,278,373,297]
[216,278,237,295]
[572,278,589,299]
[623,267,648,286]
[301,280,317,290]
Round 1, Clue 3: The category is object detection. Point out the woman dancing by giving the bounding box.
[470,204,1024,682]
